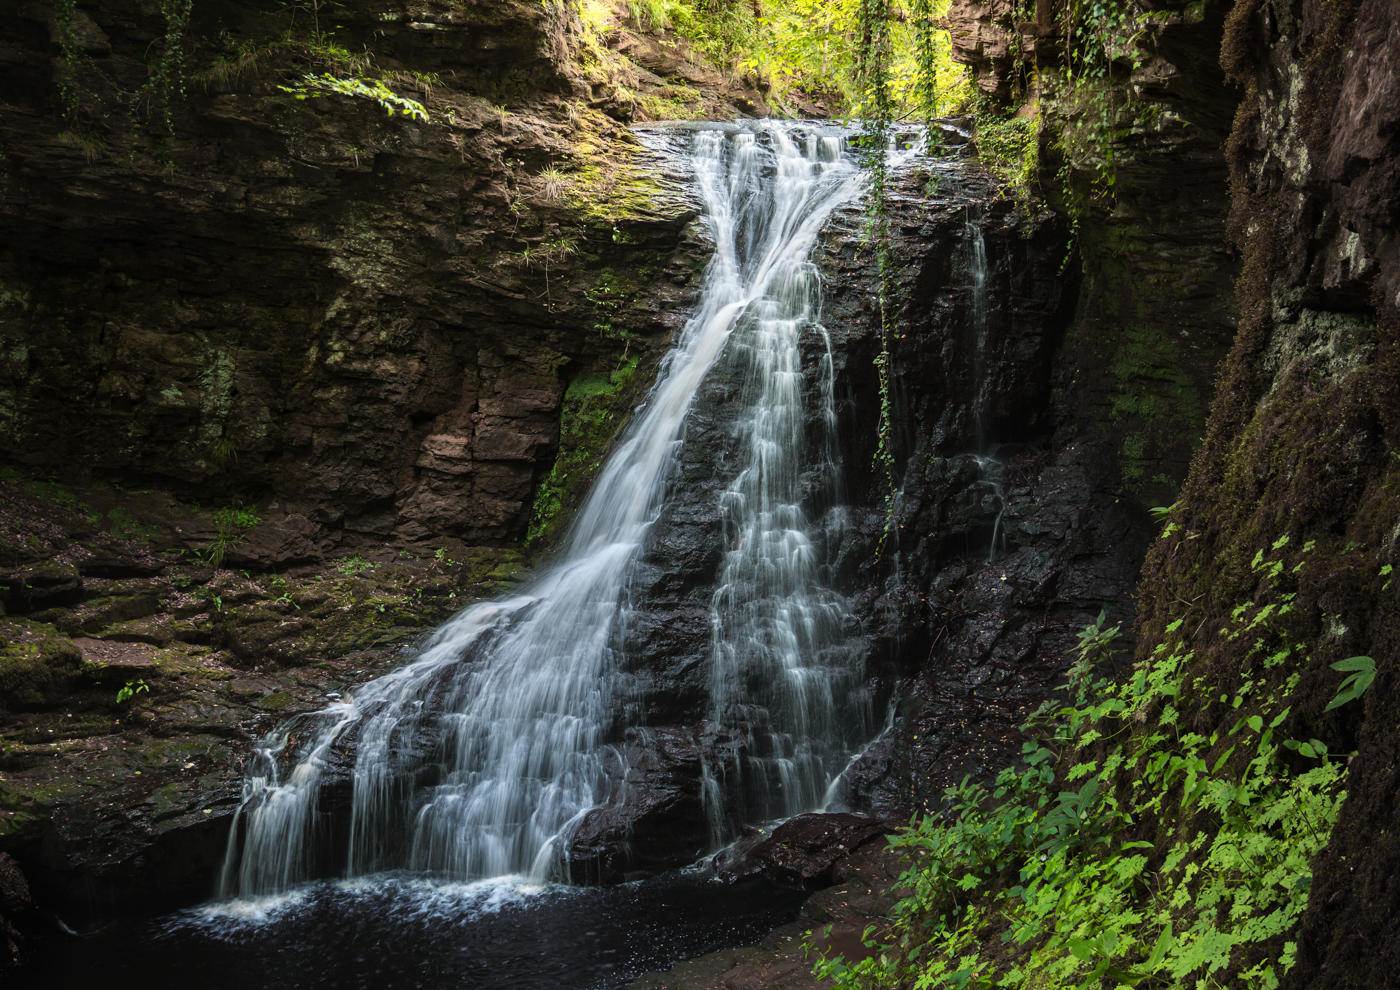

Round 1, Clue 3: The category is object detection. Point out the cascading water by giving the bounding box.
[704,133,872,831]
[963,207,1005,559]
[220,122,863,897]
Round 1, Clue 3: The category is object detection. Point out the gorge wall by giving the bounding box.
[0,0,1205,925]
[950,0,1400,985]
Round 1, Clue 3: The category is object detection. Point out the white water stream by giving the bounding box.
[220,123,865,896]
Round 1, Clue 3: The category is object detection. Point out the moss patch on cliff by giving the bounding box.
[527,356,643,548]
[1056,221,1218,505]
[0,623,84,711]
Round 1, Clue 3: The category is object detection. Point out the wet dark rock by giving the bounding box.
[223,514,325,571]
[0,855,31,916]
[712,813,893,890]
[0,852,31,963]
[570,724,736,884]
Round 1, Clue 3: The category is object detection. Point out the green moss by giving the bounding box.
[106,507,160,541]
[527,357,642,548]
[0,626,82,710]
[1066,222,1212,503]
[638,85,706,121]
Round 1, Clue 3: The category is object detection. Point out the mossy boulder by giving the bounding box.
[0,625,83,710]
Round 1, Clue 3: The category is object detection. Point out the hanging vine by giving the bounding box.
[907,0,939,126]
[52,0,193,138]
[132,0,196,135]
[855,0,898,544]
[53,0,97,119]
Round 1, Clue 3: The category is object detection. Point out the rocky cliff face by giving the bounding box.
[1135,0,1400,985]
[949,0,1400,984]
[0,0,714,558]
[0,0,1194,928]
[566,150,1167,880]
[0,0,742,929]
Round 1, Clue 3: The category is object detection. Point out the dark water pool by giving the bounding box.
[12,870,807,989]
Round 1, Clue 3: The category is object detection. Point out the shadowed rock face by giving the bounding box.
[0,0,714,561]
[712,813,892,890]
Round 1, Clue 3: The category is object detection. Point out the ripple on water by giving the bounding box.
[15,870,806,990]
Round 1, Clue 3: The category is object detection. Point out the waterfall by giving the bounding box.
[704,132,871,834]
[220,122,862,896]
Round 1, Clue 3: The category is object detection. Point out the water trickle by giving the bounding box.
[974,455,1007,562]
[965,208,990,447]
[221,122,863,896]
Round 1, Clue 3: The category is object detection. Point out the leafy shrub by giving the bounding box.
[814,539,1367,990]
[336,555,373,576]
[278,73,429,121]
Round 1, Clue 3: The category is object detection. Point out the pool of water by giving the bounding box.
[13,869,808,989]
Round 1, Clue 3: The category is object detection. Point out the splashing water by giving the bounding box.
[220,123,864,896]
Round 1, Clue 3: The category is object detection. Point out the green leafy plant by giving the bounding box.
[116,679,149,703]
[337,555,373,576]
[536,166,570,202]
[1323,656,1376,712]
[203,505,262,568]
[812,539,1363,990]
[278,73,429,121]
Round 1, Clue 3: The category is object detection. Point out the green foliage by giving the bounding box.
[581,0,970,114]
[582,272,636,342]
[199,34,375,91]
[54,0,193,134]
[1324,656,1375,712]
[336,555,373,576]
[278,73,429,121]
[1149,501,1179,538]
[971,101,1040,195]
[116,678,149,703]
[202,506,262,568]
[813,541,1360,990]
[536,167,570,202]
[211,436,238,467]
[210,506,262,532]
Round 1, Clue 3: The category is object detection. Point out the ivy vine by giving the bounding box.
[52,0,193,139]
[855,0,898,545]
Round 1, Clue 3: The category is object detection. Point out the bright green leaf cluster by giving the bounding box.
[278,73,429,122]
[812,540,1367,990]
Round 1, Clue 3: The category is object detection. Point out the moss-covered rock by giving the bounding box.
[0,624,83,711]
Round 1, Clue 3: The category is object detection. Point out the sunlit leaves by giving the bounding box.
[809,539,1352,990]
